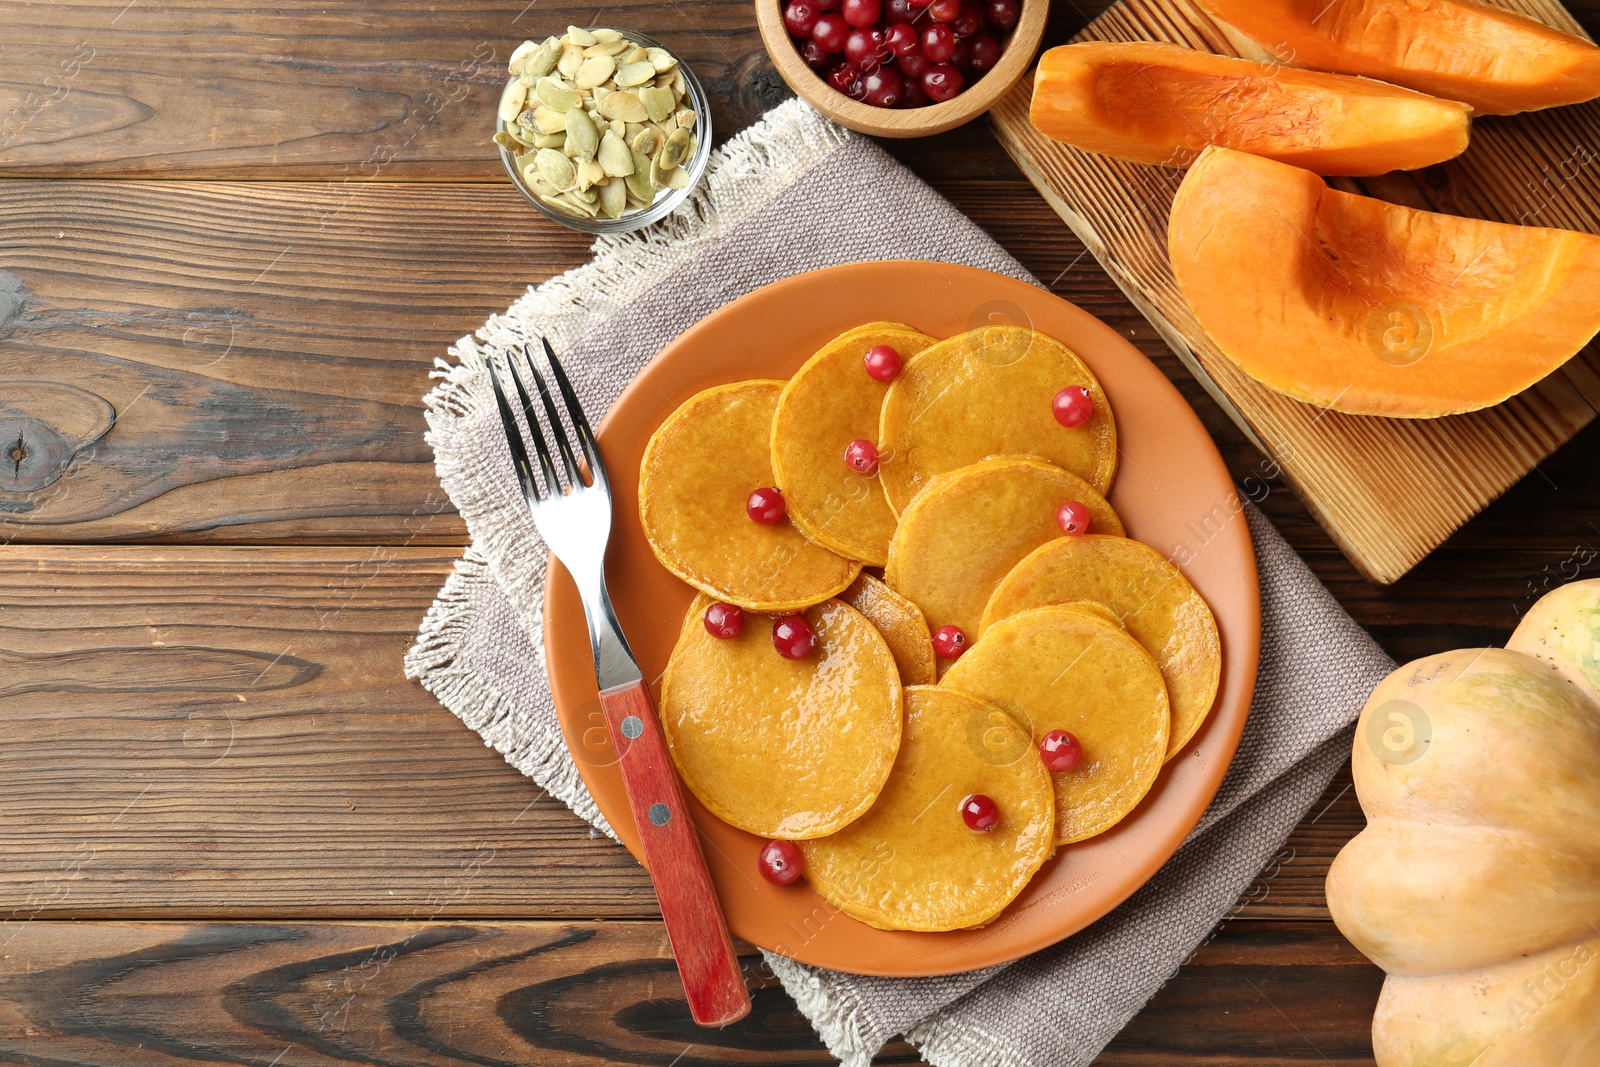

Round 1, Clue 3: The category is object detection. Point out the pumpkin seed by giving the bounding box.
[535,148,576,190]
[631,127,663,156]
[531,105,567,134]
[538,194,585,218]
[662,126,694,169]
[598,90,648,123]
[626,151,657,199]
[497,80,528,123]
[599,176,627,218]
[536,76,581,111]
[670,69,687,95]
[576,157,607,190]
[609,118,626,138]
[598,130,634,176]
[615,61,656,87]
[515,37,561,78]
[665,164,690,189]
[675,108,696,128]
[593,28,623,43]
[557,43,583,79]
[565,106,599,160]
[565,25,597,45]
[494,130,521,151]
[574,54,615,89]
[640,85,675,124]
[533,132,566,149]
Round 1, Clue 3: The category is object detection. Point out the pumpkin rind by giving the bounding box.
[1327,578,1600,1066]
[1029,41,1472,175]
[1195,0,1600,115]
[1168,146,1600,417]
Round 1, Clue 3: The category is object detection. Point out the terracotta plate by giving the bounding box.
[543,261,1259,977]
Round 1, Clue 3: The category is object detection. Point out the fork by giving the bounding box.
[487,339,752,1028]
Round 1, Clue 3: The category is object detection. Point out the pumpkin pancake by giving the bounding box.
[661,594,902,839]
[982,535,1221,761]
[841,572,937,686]
[941,606,1170,844]
[884,456,1123,652]
[800,686,1055,931]
[878,325,1117,514]
[772,326,938,566]
[639,380,859,611]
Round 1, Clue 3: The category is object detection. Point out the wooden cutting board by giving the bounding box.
[989,0,1600,584]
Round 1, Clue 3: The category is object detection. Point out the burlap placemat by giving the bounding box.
[404,98,1393,1066]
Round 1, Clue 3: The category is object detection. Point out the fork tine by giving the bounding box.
[541,338,608,493]
[519,343,585,490]
[501,348,562,496]
[485,354,545,502]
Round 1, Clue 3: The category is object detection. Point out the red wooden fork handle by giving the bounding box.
[598,678,752,1027]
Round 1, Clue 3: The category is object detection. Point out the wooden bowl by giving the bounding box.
[755,0,1047,137]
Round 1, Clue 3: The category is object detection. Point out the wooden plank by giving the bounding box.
[0,0,789,180]
[0,543,1374,920]
[988,0,1600,583]
[0,919,1379,1065]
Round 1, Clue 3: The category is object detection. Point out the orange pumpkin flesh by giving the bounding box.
[1029,42,1471,175]
[1168,147,1600,417]
[1196,0,1600,115]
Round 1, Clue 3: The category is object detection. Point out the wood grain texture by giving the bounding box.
[0,542,1367,921]
[0,919,1377,1066]
[988,0,1600,583]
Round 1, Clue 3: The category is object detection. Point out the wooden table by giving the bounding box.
[1,2,1595,1062]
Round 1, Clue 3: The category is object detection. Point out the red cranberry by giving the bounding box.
[861,65,905,107]
[801,39,839,70]
[826,60,862,97]
[909,0,934,6]
[703,601,746,639]
[747,486,787,524]
[844,438,880,473]
[922,63,964,101]
[884,0,919,21]
[960,793,999,831]
[841,0,881,26]
[864,344,903,381]
[816,0,842,9]
[773,615,816,659]
[951,6,983,36]
[1052,385,1094,427]
[921,23,956,62]
[1039,729,1083,773]
[844,26,889,70]
[812,12,851,51]
[986,0,1019,28]
[1056,500,1092,536]
[928,0,963,21]
[932,624,967,659]
[899,78,930,107]
[897,49,930,79]
[949,38,970,69]
[785,0,821,38]
[758,839,804,884]
[884,21,919,55]
[966,32,1001,72]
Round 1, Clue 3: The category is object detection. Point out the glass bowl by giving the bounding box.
[497,28,713,234]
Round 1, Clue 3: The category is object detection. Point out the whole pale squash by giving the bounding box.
[1328,578,1600,1065]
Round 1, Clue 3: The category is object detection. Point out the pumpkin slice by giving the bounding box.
[885,456,1123,650]
[841,572,937,686]
[1169,146,1600,417]
[799,686,1055,931]
[1030,42,1471,175]
[941,605,1170,844]
[982,535,1221,761]
[772,325,938,566]
[661,594,902,839]
[1196,0,1600,115]
[878,326,1116,513]
[639,380,859,611]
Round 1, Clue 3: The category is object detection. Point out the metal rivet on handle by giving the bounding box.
[648,803,670,826]
[621,715,643,739]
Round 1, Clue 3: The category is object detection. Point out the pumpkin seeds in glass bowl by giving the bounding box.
[497,27,712,234]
